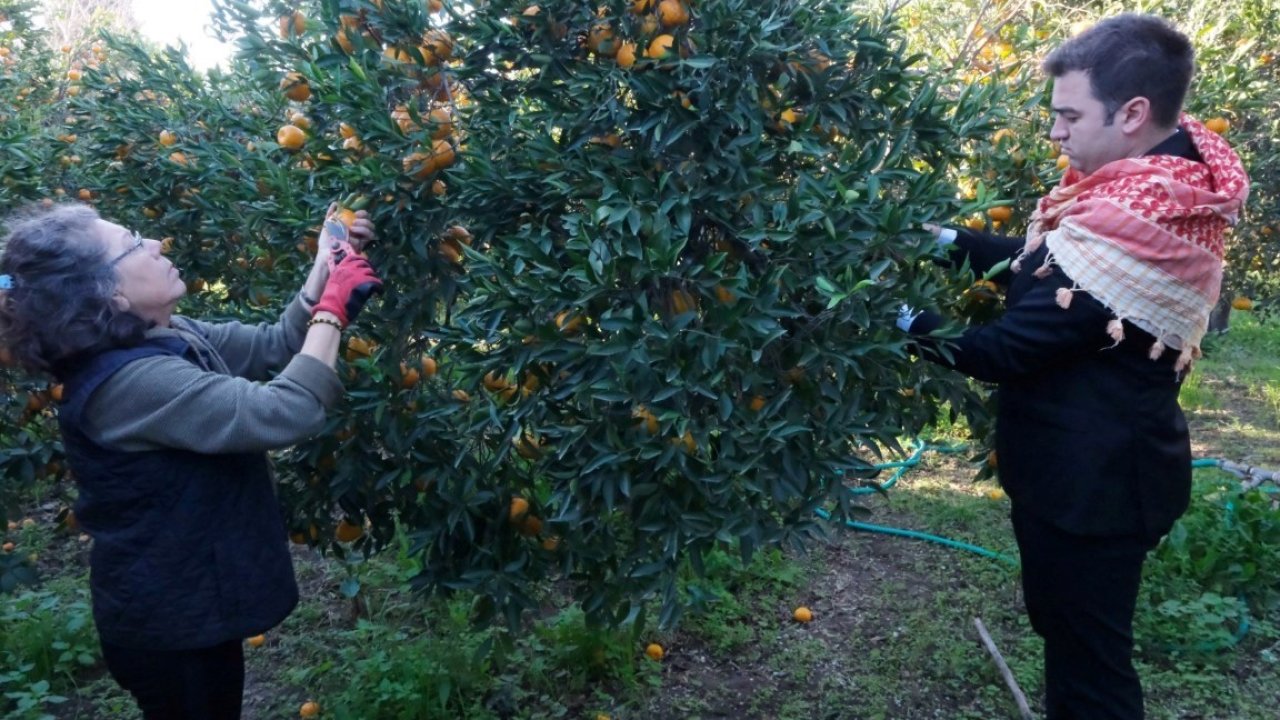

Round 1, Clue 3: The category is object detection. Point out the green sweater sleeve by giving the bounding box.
[82,349,343,454]
[176,293,313,381]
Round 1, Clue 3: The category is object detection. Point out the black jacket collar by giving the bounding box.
[1145,126,1202,162]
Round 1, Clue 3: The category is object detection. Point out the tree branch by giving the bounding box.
[974,617,1035,720]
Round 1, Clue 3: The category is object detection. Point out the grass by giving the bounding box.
[0,576,99,720]
[2,313,1277,720]
[1198,314,1280,427]
[1263,383,1280,428]
[1178,369,1221,411]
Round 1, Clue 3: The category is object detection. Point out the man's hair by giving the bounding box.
[1042,14,1194,128]
[0,204,150,377]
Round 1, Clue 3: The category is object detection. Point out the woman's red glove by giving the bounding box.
[313,251,382,327]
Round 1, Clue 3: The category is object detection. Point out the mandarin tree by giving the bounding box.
[409,0,1004,626]
[0,0,73,521]
[3,0,1004,623]
[207,0,999,627]
[0,0,60,204]
[0,0,350,519]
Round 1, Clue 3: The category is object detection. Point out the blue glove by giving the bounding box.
[922,224,958,248]
[896,304,921,332]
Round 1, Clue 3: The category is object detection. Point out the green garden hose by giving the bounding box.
[814,507,1019,565]
[828,440,1013,563]
[827,443,1269,651]
[845,440,969,495]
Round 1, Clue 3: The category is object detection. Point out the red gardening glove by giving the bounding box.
[325,239,357,272]
[313,252,383,327]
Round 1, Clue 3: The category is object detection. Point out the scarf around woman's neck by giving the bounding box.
[1013,114,1250,372]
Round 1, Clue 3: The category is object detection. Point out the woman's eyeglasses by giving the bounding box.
[108,231,145,267]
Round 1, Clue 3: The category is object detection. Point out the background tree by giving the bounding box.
[37,0,138,52]
[1,0,66,518]
[877,0,1280,322]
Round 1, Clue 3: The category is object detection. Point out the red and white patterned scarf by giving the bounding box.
[1014,114,1250,372]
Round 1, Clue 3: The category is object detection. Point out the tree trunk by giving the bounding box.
[1208,295,1232,334]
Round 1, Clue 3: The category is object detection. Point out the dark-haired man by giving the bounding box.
[901,14,1250,719]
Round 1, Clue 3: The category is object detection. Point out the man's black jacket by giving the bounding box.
[909,129,1203,540]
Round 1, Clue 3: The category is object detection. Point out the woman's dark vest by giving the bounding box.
[58,337,298,650]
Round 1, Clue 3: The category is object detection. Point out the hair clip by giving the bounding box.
[0,274,14,290]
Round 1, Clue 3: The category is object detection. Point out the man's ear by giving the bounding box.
[1118,96,1152,134]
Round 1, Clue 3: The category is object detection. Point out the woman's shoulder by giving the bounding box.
[164,315,209,337]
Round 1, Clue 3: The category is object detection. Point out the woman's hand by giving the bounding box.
[304,202,376,305]
[313,254,383,327]
[316,203,376,267]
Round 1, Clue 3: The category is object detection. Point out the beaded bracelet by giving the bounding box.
[307,315,343,332]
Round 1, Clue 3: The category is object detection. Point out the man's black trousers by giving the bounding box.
[1011,511,1160,720]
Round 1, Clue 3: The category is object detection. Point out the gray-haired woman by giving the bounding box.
[0,203,380,720]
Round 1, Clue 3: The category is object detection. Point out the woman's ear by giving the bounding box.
[111,290,131,313]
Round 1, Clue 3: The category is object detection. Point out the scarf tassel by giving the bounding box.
[1148,339,1166,361]
[1033,252,1057,279]
[1106,318,1125,348]
[1173,344,1202,374]
[1055,287,1076,309]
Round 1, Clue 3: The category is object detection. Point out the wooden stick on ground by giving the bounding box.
[974,617,1036,720]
